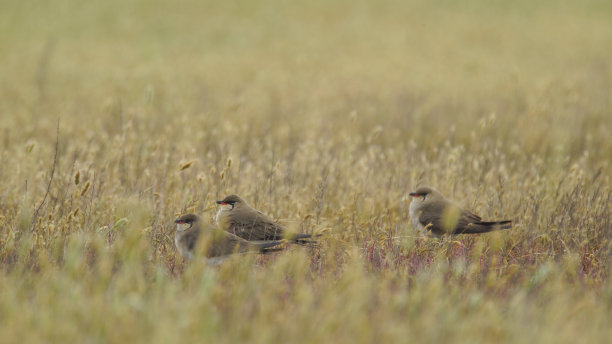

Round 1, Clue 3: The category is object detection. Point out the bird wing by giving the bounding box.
[461,209,482,222]
[418,200,482,235]
[453,209,485,233]
[419,200,510,235]
[416,200,448,235]
[226,207,285,241]
[206,230,249,257]
[206,229,284,257]
[182,227,201,251]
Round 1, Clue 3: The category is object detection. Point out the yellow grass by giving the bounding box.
[1,0,611,342]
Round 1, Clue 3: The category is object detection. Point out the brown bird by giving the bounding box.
[174,213,285,265]
[408,186,512,236]
[216,194,316,243]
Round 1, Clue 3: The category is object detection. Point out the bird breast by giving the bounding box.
[216,206,230,228]
[174,232,194,260]
[409,200,425,231]
[174,232,180,253]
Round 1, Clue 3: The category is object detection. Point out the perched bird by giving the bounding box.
[216,194,317,243]
[174,213,285,265]
[408,186,512,236]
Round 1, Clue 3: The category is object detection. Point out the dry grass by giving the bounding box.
[1,0,611,342]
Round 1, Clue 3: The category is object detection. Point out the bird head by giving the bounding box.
[216,194,244,210]
[174,213,200,232]
[409,186,440,202]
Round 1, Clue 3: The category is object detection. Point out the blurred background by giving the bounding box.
[1,0,611,342]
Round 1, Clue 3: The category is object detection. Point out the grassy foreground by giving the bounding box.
[1,0,611,342]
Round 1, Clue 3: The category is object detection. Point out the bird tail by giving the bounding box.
[286,233,322,245]
[459,220,512,234]
[257,240,286,253]
[261,247,285,254]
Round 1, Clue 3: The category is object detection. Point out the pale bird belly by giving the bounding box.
[175,232,193,260]
[174,226,182,255]
[409,201,425,231]
[215,208,226,228]
[174,233,180,254]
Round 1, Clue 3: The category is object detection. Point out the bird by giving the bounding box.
[174,213,285,265]
[408,186,512,236]
[215,194,317,243]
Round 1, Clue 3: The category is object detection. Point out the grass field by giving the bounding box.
[1,0,611,342]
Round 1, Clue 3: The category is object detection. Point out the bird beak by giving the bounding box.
[216,201,227,205]
[175,220,183,224]
[409,193,418,197]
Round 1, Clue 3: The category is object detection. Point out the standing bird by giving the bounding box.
[408,186,512,236]
[216,194,316,243]
[174,213,285,265]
